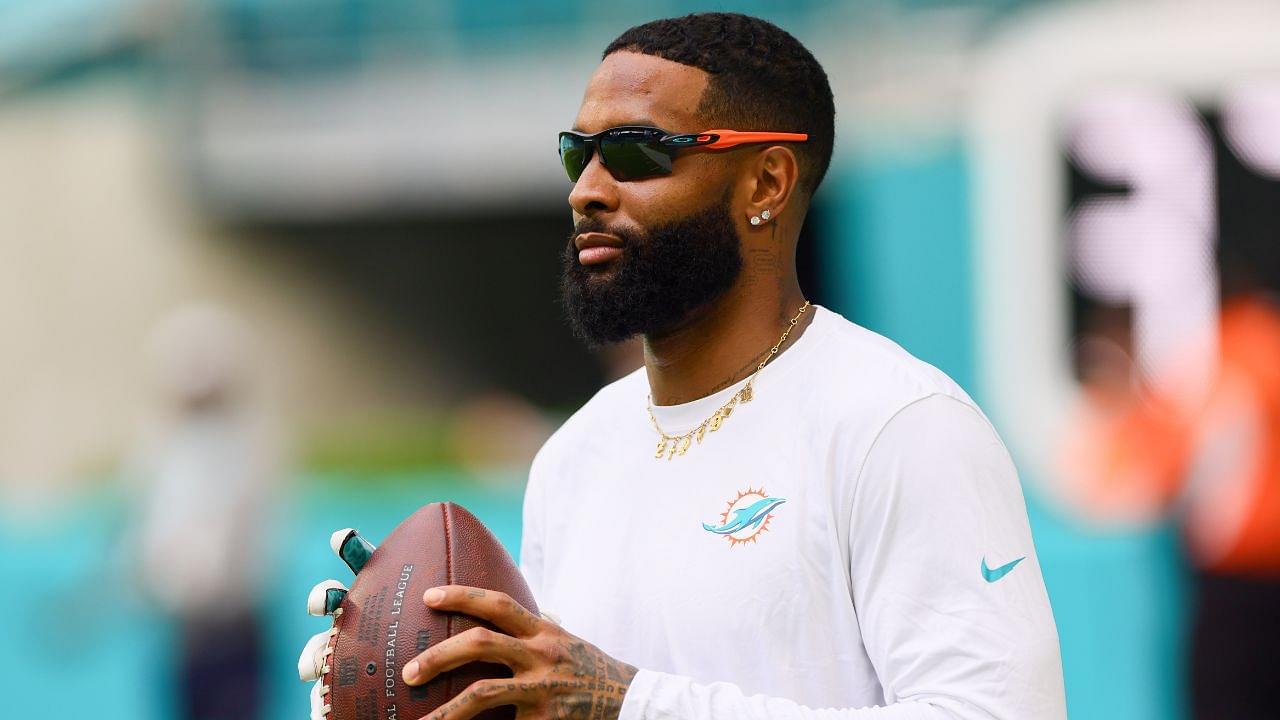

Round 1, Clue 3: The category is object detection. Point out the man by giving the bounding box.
[304,12,1066,719]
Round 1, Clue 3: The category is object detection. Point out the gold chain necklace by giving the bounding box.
[646,301,810,460]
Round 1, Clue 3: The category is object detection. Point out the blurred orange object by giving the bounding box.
[1062,296,1280,577]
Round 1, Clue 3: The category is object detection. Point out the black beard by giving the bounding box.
[560,192,743,347]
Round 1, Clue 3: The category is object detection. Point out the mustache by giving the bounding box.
[570,217,642,246]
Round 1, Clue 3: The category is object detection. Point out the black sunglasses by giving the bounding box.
[558,125,808,182]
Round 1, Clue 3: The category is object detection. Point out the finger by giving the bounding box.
[422,678,525,720]
[423,585,541,638]
[307,579,348,617]
[298,629,332,682]
[402,626,529,686]
[330,528,376,574]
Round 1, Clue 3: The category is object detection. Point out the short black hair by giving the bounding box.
[604,12,836,199]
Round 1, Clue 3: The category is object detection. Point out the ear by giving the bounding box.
[744,146,801,229]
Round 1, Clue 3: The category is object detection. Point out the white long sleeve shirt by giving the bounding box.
[520,306,1066,719]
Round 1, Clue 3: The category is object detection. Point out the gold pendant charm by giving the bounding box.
[643,301,805,459]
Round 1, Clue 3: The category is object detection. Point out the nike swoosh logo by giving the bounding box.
[981,556,1025,583]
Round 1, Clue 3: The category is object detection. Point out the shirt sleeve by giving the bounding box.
[618,669,957,719]
[848,393,1065,718]
[615,394,1066,720]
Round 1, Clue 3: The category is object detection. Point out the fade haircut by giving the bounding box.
[604,12,836,199]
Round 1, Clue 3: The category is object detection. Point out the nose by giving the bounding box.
[568,149,620,216]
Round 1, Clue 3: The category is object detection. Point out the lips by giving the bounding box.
[574,231,624,266]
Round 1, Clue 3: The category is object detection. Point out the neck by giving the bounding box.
[643,275,811,406]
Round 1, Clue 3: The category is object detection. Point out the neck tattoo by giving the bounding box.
[646,301,810,460]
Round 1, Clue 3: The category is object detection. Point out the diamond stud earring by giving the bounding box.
[761,209,772,221]
[750,215,762,226]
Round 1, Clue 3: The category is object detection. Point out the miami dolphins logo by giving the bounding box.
[702,486,786,547]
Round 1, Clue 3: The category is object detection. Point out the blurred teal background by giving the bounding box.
[1,0,1235,718]
[0,146,1189,720]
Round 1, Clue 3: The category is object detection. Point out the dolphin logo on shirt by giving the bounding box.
[702,497,787,534]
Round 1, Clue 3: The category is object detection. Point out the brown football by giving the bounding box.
[321,502,537,720]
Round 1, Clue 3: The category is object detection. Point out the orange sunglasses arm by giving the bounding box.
[700,130,809,150]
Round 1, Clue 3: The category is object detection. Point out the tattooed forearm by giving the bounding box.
[414,587,638,720]
[549,639,638,720]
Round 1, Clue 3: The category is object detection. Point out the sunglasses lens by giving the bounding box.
[559,134,589,182]
[599,135,674,181]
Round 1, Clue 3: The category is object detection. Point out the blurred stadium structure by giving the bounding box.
[2,0,1278,717]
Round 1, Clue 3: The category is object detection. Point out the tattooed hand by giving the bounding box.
[402,585,638,720]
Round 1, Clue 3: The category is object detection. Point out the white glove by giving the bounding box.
[298,529,375,718]
[309,677,328,720]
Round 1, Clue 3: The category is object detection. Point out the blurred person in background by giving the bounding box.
[130,303,282,720]
[450,391,554,477]
[1062,239,1280,718]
